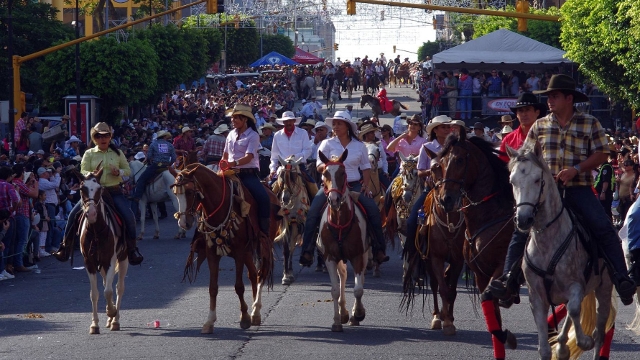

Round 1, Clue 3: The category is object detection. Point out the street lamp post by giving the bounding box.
[75,0,81,139]
[7,0,15,149]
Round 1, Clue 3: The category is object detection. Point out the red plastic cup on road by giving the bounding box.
[153,320,160,328]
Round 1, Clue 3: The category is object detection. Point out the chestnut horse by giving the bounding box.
[360,94,408,118]
[78,168,129,334]
[434,133,517,358]
[317,150,368,332]
[173,164,279,333]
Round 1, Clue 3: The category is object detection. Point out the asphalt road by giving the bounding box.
[2,86,640,359]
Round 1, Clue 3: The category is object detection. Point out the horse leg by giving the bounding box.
[337,261,350,325]
[233,255,251,330]
[244,251,263,326]
[592,286,613,360]
[349,265,366,326]
[137,200,146,240]
[427,264,442,330]
[102,265,118,325]
[150,203,160,239]
[282,233,292,285]
[324,259,343,332]
[110,259,128,331]
[202,253,221,334]
[87,271,101,334]
[444,259,464,334]
[432,258,454,334]
[560,284,593,355]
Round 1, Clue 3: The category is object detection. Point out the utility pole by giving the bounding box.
[7,0,15,146]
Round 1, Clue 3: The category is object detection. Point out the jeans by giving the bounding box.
[238,170,270,219]
[458,89,472,120]
[378,169,391,189]
[45,203,57,249]
[132,163,159,200]
[564,186,628,277]
[405,190,429,248]
[0,217,16,273]
[501,229,530,276]
[301,182,385,253]
[12,214,30,267]
[66,191,137,240]
[626,197,640,251]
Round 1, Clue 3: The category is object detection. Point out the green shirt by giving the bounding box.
[81,147,131,187]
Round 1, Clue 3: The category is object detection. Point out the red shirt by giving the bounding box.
[498,126,527,163]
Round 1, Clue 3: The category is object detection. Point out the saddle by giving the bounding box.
[146,166,168,185]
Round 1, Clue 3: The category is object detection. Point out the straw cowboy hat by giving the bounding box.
[229,103,257,123]
[496,125,513,140]
[90,122,112,140]
[326,111,358,134]
[156,130,172,139]
[510,92,547,114]
[426,115,452,134]
[214,124,230,135]
[499,115,514,126]
[276,111,302,125]
[260,123,277,132]
[181,126,193,133]
[299,119,317,128]
[450,119,468,130]
[358,122,380,141]
[532,74,589,103]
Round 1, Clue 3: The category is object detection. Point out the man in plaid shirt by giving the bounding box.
[203,124,229,164]
[503,75,635,305]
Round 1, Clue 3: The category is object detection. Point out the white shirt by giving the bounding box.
[374,142,389,173]
[270,127,313,172]
[300,103,315,117]
[526,76,540,91]
[310,100,323,113]
[393,116,407,135]
[417,139,444,171]
[316,137,370,183]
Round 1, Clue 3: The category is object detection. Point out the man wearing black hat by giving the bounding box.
[502,75,635,305]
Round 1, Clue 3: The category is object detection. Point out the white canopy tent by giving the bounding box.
[432,29,572,71]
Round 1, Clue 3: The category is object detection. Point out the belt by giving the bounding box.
[152,162,167,167]
[237,168,259,175]
[104,185,122,194]
[348,181,361,188]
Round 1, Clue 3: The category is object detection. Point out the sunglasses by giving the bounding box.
[94,133,111,139]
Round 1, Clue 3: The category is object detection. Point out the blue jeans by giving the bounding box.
[45,203,57,249]
[301,182,386,253]
[132,163,159,200]
[626,197,640,251]
[564,186,628,277]
[0,217,16,273]
[405,190,429,248]
[501,229,530,276]
[238,170,270,219]
[13,214,30,267]
[458,89,472,120]
[66,191,137,240]
[378,170,391,189]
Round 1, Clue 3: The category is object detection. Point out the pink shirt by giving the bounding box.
[396,135,427,157]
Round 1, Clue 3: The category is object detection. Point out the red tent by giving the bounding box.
[292,47,324,65]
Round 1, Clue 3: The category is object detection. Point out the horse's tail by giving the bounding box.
[562,291,617,358]
[182,231,206,284]
[399,102,408,110]
[258,232,274,290]
[399,230,428,315]
[274,221,288,243]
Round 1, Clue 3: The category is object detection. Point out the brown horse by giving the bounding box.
[173,164,279,333]
[78,167,129,334]
[360,94,408,118]
[317,150,369,332]
[434,133,517,357]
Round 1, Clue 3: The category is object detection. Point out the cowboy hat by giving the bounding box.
[499,115,514,125]
[214,124,230,135]
[156,130,172,139]
[260,123,277,132]
[299,119,317,128]
[66,135,81,144]
[326,111,358,134]
[532,74,589,103]
[426,115,452,134]
[229,103,257,123]
[472,121,485,130]
[314,121,332,132]
[61,115,70,120]
[496,125,513,140]
[90,122,112,140]
[510,92,547,114]
[358,122,380,141]
[181,126,193,133]
[134,151,146,160]
[276,111,302,125]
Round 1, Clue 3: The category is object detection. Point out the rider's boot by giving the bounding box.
[489,267,523,309]
[126,235,144,266]
[629,248,640,286]
[53,220,79,262]
[371,230,390,265]
[259,218,271,239]
[299,241,315,267]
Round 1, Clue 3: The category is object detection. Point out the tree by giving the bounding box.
[39,37,159,121]
[417,41,443,61]
[560,0,640,109]
[260,34,295,58]
[0,0,75,101]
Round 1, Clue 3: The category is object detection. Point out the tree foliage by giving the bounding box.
[561,0,640,109]
[0,0,75,101]
[260,34,295,58]
[417,41,444,61]
[39,37,159,120]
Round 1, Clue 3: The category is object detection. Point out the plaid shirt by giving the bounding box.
[0,180,20,216]
[12,179,32,217]
[524,111,608,187]
[203,134,225,158]
[173,135,196,151]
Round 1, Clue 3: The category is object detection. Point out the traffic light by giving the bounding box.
[347,0,356,16]
[393,45,396,53]
[206,0,224,14]
[516,0,529,32]
[433,16,437,30]
[334,43,339,51]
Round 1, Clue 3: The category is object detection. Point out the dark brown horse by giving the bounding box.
[173,164,279,333]
[360,94,408,118]
[434,133,517,357]
[78,167,129,334]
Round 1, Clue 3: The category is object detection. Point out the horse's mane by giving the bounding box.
[508,142,552,177]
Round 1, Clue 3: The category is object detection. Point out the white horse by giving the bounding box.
[129,160,186,240]
[507,142,618,360]
[327,83,340,114]
[301,75,316,100]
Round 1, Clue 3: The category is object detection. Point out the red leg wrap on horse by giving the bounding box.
[492,335,506,360]
[481,299,501,332]
[598,325,614,358]
[547,304,567,327]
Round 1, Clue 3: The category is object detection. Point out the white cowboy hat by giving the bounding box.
[66,135,81,144]
[181,126,193,134]
[276,111,302,125]
[496,125,513,140]
[314,121,332,131]
[299,119,317,128]
[214,124,230,135]
[134,151,146,160]
[425,115,452,134]
[326,111,358,134]
[156,130,172,139]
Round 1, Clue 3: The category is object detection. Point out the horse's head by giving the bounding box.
[319,150,349,210]
[507,141,550,231]
[360,94,367,108]
[171,166,201,230]
[436,134,473,212]
[276,155,303,207]
[80,167,104,224]
[366,143,380,171]
[399,153,419,203]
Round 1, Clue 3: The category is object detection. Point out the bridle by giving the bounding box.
[278,163,303,210]
[171,176,200,220]
[514,163,564,233]
[323,161,349,209]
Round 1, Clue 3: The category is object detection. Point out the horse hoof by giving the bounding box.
[174,235,180,239]
[373,269,381,278]
[106,309,117,318]
[430,318,442,330]
[340,313,349,324]
[181,233,186,239]
[578,336,595,351]
[282,277,291,285]
[442,325,456,336]
[240,315,251,330]
[89,326,100,335]
[201,325,214,334]
[505,329,517,350]
[153,235,159,239]
[251,315,261,326]
[353,312,365,322]
[348,318,360,326]
[331,324,343,332]
[110,322,120,331]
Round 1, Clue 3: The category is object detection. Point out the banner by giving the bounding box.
[482,97,517,116]
[68,103,89,144]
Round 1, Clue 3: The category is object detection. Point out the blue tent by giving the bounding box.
[249,51,298,67]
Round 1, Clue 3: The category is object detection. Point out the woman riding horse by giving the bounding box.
[299,111,389,267]
[54,122,143,265]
